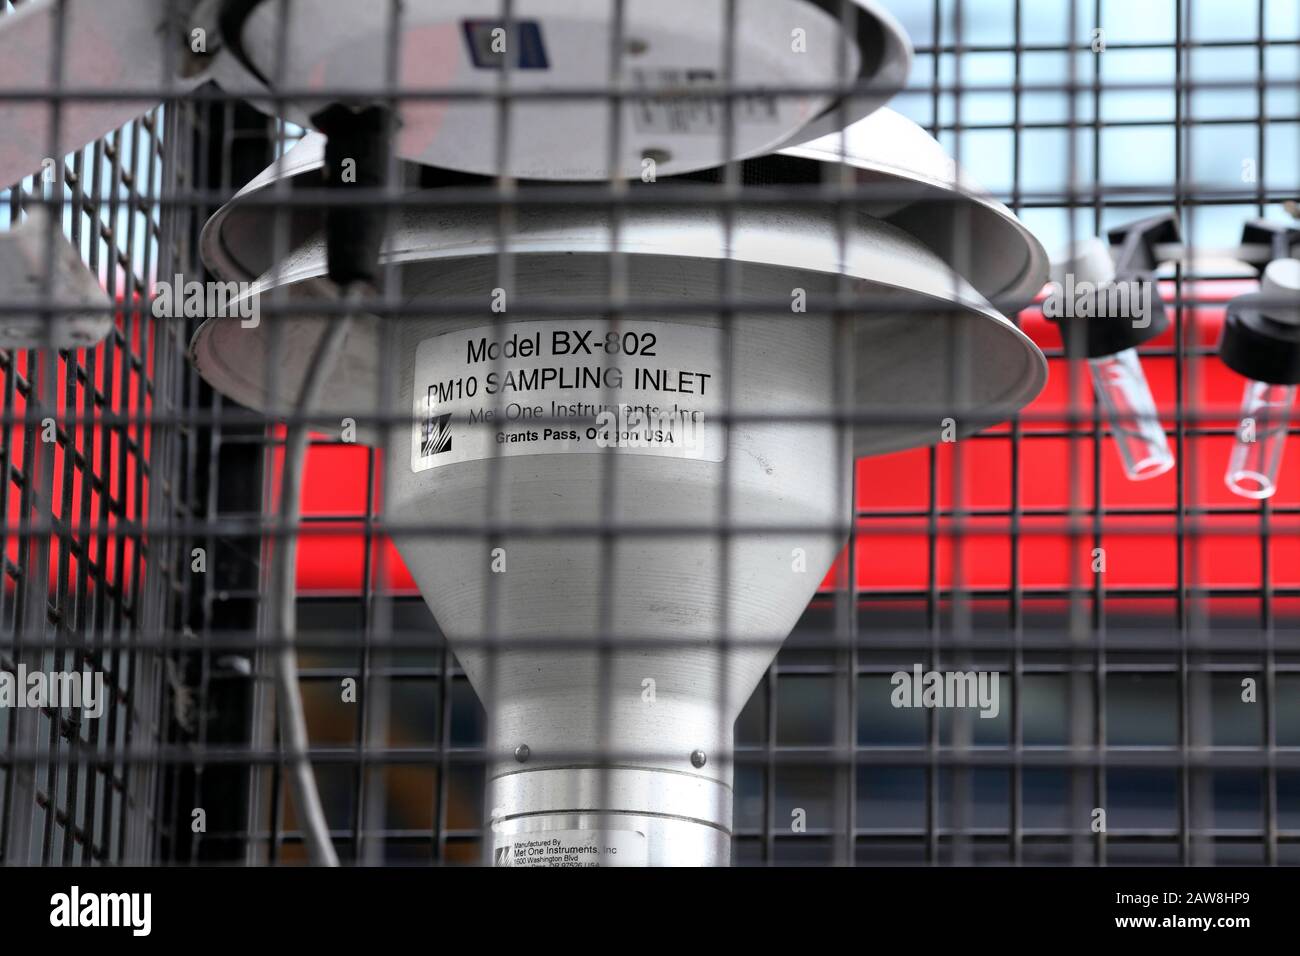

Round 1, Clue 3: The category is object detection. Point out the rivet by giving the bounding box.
[690,749,707,768]
[514,744,531,763]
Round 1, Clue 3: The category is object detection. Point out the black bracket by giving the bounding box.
[310,103,395,287]
[1107,212,1182,279]
[1241,218,1300,275]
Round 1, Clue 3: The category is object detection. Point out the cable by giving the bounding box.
[270,286,363,867]
[270,102,392,865]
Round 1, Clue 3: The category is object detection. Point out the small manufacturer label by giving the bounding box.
[411,320,726,472]
[630,68,780,135]
[493,829,647,867]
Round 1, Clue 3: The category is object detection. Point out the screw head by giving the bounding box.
[514,744,531,763]
[690,749,707,769]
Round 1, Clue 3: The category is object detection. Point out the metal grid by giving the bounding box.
[0,1,197,862]
[1,0,1298,867]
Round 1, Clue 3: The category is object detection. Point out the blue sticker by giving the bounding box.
[462,20,549,70]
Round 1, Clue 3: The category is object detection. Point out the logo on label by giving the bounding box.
[494,846,513,867]
[422,400,453,458]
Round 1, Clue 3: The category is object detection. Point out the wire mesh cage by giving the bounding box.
[0,4,190,862]
[1,0,1298,871]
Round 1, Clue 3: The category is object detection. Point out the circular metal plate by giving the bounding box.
[191,206,1046,458]
[225,0,909,181]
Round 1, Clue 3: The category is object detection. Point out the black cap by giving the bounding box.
[1218,292,1300,386]
[1047,214,1179,358]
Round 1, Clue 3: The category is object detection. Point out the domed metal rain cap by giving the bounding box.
[779,108,1049,315]
[199,108,1045,317]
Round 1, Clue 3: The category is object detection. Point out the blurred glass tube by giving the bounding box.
[1225,380,1296,500]
[1088,347,1175,480]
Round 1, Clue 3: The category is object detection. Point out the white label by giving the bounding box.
[493,829,647,868]
[411,320,726,472]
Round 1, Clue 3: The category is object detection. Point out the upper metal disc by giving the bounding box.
[222,0,910,181]
[191,205,1046,458]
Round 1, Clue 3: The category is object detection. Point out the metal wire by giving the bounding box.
[1,0,1298,867]
[268,289,355,868]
